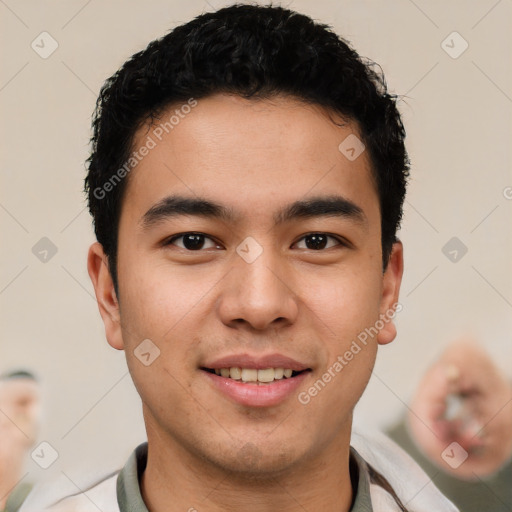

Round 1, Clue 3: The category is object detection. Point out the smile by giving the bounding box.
[200,367,311,407]
[202,367,306,384]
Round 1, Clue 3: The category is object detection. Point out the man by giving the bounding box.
[0,371,40,512]
[23,4,458,511]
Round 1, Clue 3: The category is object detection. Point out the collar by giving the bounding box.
[116,442,373,511]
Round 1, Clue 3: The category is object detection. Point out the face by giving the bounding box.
[0,378,40,447]
[89,93,403,476]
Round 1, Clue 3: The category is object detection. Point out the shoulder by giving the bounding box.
[4,482,33,512]
[19,471,119,512]
[351,427,460,512]
[19,443,146,512]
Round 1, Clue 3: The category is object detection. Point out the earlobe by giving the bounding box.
[377,241,404,346]
[87,242,125,350]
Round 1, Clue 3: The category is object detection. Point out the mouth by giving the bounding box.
[199,353,312,407]
[200,367,310,384]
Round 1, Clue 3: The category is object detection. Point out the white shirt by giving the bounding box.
[20,429,459,512]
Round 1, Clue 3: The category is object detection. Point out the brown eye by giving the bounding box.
[294,233,342,250]
[167,233,220,250]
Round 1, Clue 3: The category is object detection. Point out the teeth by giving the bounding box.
[229,367,242,380]
[257,368,275,383]
[212,367,298,383]
[241,368,258,382]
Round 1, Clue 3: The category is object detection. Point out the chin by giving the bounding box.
[204,440,305,478]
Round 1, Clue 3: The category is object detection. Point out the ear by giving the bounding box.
[87,242,124,350]
[377,241,404,345]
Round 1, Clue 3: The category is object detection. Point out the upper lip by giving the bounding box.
[202,353,310,371]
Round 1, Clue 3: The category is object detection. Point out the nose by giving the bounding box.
[216,249,299,331]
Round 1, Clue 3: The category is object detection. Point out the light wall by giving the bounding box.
[1,0,511,483]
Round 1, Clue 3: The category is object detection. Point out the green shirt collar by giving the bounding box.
[117,442,373,511]
[2,482,33,512]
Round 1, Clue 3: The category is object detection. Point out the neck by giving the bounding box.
[141,426,353,512]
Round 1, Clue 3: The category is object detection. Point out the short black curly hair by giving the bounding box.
[85,3,409,292]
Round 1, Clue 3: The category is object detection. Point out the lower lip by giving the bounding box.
[202,370,309,407]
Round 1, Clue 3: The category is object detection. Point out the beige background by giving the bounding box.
[1,0,511,485]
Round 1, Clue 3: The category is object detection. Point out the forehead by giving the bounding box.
[0,378,39,398]
[122,93,379,227]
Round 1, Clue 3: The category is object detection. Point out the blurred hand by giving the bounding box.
[407,339,512,480]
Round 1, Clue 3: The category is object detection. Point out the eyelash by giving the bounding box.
[164,232,346,251]
[165,232,222,250]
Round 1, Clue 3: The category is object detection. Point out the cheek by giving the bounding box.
[302,264,383,338]
[117,257,215,401]
[118,254,218,342]
[298,267,381,394]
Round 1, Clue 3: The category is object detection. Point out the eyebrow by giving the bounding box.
[141,194,367,229]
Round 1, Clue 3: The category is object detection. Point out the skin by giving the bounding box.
[408,338,512,480]
[88,93,403,512]
[0,378,40,508]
